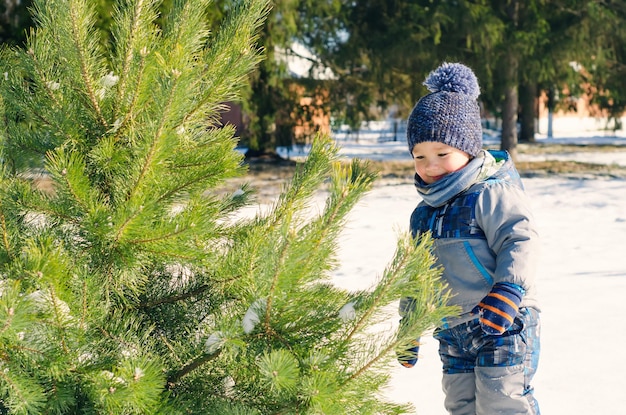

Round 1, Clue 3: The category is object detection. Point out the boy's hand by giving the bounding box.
[396,334,420,368]
[397,297,420,367]
[476,282,524,335]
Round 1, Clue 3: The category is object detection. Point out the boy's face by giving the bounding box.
[411,141,471,184]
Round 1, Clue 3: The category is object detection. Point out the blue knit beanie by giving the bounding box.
[407,62,483,157]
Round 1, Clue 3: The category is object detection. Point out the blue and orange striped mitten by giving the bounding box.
[476,282,524,335]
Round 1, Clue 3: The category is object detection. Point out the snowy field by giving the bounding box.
[280,123,626,414]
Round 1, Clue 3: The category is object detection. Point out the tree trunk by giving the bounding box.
[519,82,537,143]
[547,86,556,139]
[500,53,519,159]
[500,0,520,159]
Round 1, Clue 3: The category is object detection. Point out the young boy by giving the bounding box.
[399,62,541,415]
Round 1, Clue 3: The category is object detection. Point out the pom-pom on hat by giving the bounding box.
[407,62,483,157]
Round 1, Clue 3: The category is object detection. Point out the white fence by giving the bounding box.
[332,120,407,143]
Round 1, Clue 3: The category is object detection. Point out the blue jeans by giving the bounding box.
[433,307,541,415]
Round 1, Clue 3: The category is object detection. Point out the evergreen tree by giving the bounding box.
[575,1,626,128]
[0,0,455,413]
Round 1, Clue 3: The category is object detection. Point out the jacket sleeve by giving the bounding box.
[474,181,539,291]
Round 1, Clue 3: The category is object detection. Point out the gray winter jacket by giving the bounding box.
[408,149,540,329]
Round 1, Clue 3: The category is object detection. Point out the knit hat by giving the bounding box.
[407,62,483,157]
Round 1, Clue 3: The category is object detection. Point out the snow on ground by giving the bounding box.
[333,178,626,414]
[320,124,626,414]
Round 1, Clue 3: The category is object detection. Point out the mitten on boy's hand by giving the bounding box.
[396,332,420,368]
[396,297,420,368]
[476,282,524,335]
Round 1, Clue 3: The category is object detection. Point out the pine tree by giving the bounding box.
[0,0,456,413]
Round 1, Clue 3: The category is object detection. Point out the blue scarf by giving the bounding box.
[414,150,499,207]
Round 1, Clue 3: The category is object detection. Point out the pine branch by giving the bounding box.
[138,283,211,309]
[343,249,412,344]
[57,167,90,214]
[257,138,340,338]
[158,333,184,366]
[155,166,235,205]
[0,306,13,336]
[174,1,266,128]
[0,370,28,410]
[112,51,148,137]
[48,286,69,353]
[166,349,221,388]
[80,280,87,330]
[112,0,150,120]
[25,49,62,108]
[0,210,13,260]
[17,195,78,224]
[343,337,397,385]
[97,325,137,352]
[338,234,456,390]
[271,138,337,222]
[67,0,106,127]
[110,0,159,136]
[8,344,46,358]
[263,236,290,337]
[131,246,198,261]
[29,109,56,132]
[121,71,180,211]
[126,226,190,245]
[296,159,377,281]
[0,364,45,414]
